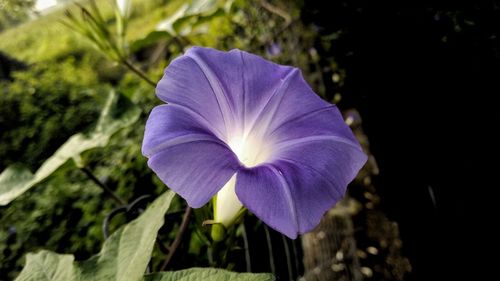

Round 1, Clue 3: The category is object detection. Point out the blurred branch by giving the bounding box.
[102,205,128,238]
[121,59,157,87]
[61,1,157,88]
[160,206,193,271]
[255,0,296,51]
[259,0,291,26]
[102,195,150,238]
[80,167,126,206]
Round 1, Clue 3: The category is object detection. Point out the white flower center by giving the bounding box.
[214,174,241,227]
[227,134,270,168]
[214,131,272,227]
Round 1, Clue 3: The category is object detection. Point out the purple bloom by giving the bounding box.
[266,42,281,57]
[142,47,367,239]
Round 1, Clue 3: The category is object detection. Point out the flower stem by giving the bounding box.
[120,59,157,88]
[80,167,126,206]
[282,234,293,280]
[263,225,276,275]
[160,206,193,270]
[241,223,252,272]
[291,237,300,277]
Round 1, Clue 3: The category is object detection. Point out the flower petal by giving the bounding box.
[185,47,294,134]
[143,104,240,208]
[236,140,367,239]
[156,51,228,139]
[142,104,223,158]
[235,164,299,238]
[148,141,240,208]
[158,47,295,139]
[243,68,339,141]
[268,104,360,145]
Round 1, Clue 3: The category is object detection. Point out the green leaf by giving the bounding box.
[155,3,189,36]
[176,8,225,36]
[130,31,171,52]
[184,0,219,15]
[0,90,140,206]
[0,165,34,205]
[14,252,76,281]
[132,0,234,51]
[144,268,275,281]
[15,191,176,281]
[155,0,223,36]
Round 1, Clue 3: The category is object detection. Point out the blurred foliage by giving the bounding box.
[0,57,105,171]
[0,0,35,31]
[0,167,108,280]
[0,90,140,206]
[0,13,89,63]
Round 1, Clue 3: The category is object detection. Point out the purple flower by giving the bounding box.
[266,42,281,57]
[142,47,367,239]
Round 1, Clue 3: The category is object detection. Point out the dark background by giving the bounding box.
[302,5,498,280]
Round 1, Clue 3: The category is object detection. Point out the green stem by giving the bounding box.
[263,225,276,275]
[281,234,293,280]
[241,223,252,272]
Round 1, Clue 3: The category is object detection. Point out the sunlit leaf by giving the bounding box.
[0,90,140,206]
[132,0,233,51]
[170,0,233,36]
[15,191,176,281]
[13,252,76,281]
[155,3,189,35]
[144,268,275,281]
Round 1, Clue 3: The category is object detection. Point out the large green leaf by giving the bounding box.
[143,268,275,281]
[0,90,141,206]
[13,252,76,281]
[15,191,176,281]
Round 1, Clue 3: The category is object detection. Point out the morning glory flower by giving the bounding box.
[142,47,367,239]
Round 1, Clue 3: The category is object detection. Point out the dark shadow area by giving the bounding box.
[302,5,498,280]
[0,51,27,80]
